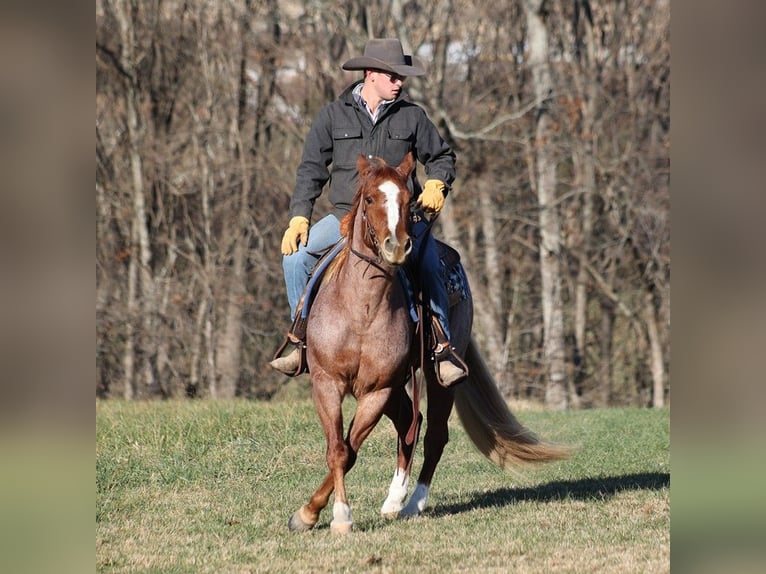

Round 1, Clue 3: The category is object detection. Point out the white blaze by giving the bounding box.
[379,180,401,240]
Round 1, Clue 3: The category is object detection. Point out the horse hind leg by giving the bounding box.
[287,461,354,534]
[380,386,420,518]
[288,472,333,532]
[381,426,421,518]
[399,378,455,518]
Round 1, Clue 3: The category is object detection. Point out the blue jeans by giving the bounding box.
[282,214,341,320]
[410,219,451,340]
[281,213,452,340]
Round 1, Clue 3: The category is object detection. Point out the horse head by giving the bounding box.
[350,153,415,267]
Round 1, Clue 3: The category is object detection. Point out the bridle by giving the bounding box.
[349,191,401,274]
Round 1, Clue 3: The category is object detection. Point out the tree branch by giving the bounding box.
[437,99,538,142]
[96,41,134,82]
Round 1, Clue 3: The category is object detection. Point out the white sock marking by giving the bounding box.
[332,501,352,524]
[400,482,429,517]
[381,468,409,514]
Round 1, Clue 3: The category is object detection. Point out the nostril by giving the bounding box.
[404,238,412,254]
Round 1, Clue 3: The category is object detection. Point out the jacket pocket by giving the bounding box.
[386,128,414,164]
[333,127,362,167]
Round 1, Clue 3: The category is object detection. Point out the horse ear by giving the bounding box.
[357,154,371,178]
[396,153,415,179]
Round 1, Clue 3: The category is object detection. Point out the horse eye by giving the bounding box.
[364,196,373,205]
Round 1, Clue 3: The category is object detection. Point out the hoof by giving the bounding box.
[288,506,316,532]
[397,507,420,519]
[330,520,353,535]
[380,501,403,519]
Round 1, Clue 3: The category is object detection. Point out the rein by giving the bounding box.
[401,209,440,449]
[348,195,389,272]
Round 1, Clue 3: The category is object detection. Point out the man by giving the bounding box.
[270,38,466,386]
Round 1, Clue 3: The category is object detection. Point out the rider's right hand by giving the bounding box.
[281,216,310,255]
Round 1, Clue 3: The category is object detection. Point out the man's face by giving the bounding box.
[370,70,405,100]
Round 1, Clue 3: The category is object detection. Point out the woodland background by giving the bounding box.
[95,0,669,409]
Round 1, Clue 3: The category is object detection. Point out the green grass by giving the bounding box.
[97,398,669,573]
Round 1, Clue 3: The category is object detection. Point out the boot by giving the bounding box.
[269,330,307,376]
[269,346,302,375]
[437,355,468,387]
[431,316,468,387]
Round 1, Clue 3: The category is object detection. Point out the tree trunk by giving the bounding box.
[126,44,158,396]
[108,0,158,396]
[643,289,666,408]
[215,0,277,398]
[122,224,138,400]
[525,0,568,410]
[598,301,615,407]
[478,186,508,387]
[571,5,598,407]
[188,117,215,397]
[215,236,246,398]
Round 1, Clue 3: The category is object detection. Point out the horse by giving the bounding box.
[287,153,569,534]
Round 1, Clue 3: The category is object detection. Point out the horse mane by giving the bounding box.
[322,186,359,281]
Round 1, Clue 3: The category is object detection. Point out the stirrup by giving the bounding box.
[430,317,468,387]
[433,344,469,387]
[270,333,308,376]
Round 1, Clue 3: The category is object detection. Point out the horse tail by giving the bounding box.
[454,337,572,469]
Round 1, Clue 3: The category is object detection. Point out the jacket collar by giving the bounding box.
[340,80,407,109]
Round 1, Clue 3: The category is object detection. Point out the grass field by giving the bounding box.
[96,396,669,573]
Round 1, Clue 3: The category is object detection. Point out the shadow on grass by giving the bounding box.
[303,473,669,532]
[428,472,670,517]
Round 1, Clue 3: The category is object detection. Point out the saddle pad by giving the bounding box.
[436,240,470,308]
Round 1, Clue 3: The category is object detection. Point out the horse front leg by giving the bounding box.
[326,386,392,534]
[400,377,455,518]
[288,375,345,533]
[380,384,420,517]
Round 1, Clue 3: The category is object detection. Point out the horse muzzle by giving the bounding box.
[381,235,412,266]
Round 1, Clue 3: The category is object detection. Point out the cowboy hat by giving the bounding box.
[341,38,426,77]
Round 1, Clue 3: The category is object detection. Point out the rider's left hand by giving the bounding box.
[417,179,446,213]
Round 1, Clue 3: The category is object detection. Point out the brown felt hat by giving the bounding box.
[341,38,426,77]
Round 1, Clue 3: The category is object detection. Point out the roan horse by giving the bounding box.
[287,154,569,534]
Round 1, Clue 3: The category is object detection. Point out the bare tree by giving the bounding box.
[524,0,568,409]
[96,0,669,407]
[99,0,162,398]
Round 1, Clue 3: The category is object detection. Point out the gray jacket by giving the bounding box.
[289,80,457,221]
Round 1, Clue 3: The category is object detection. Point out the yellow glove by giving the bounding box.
[417,179,446,213]
[280,216,310,255]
